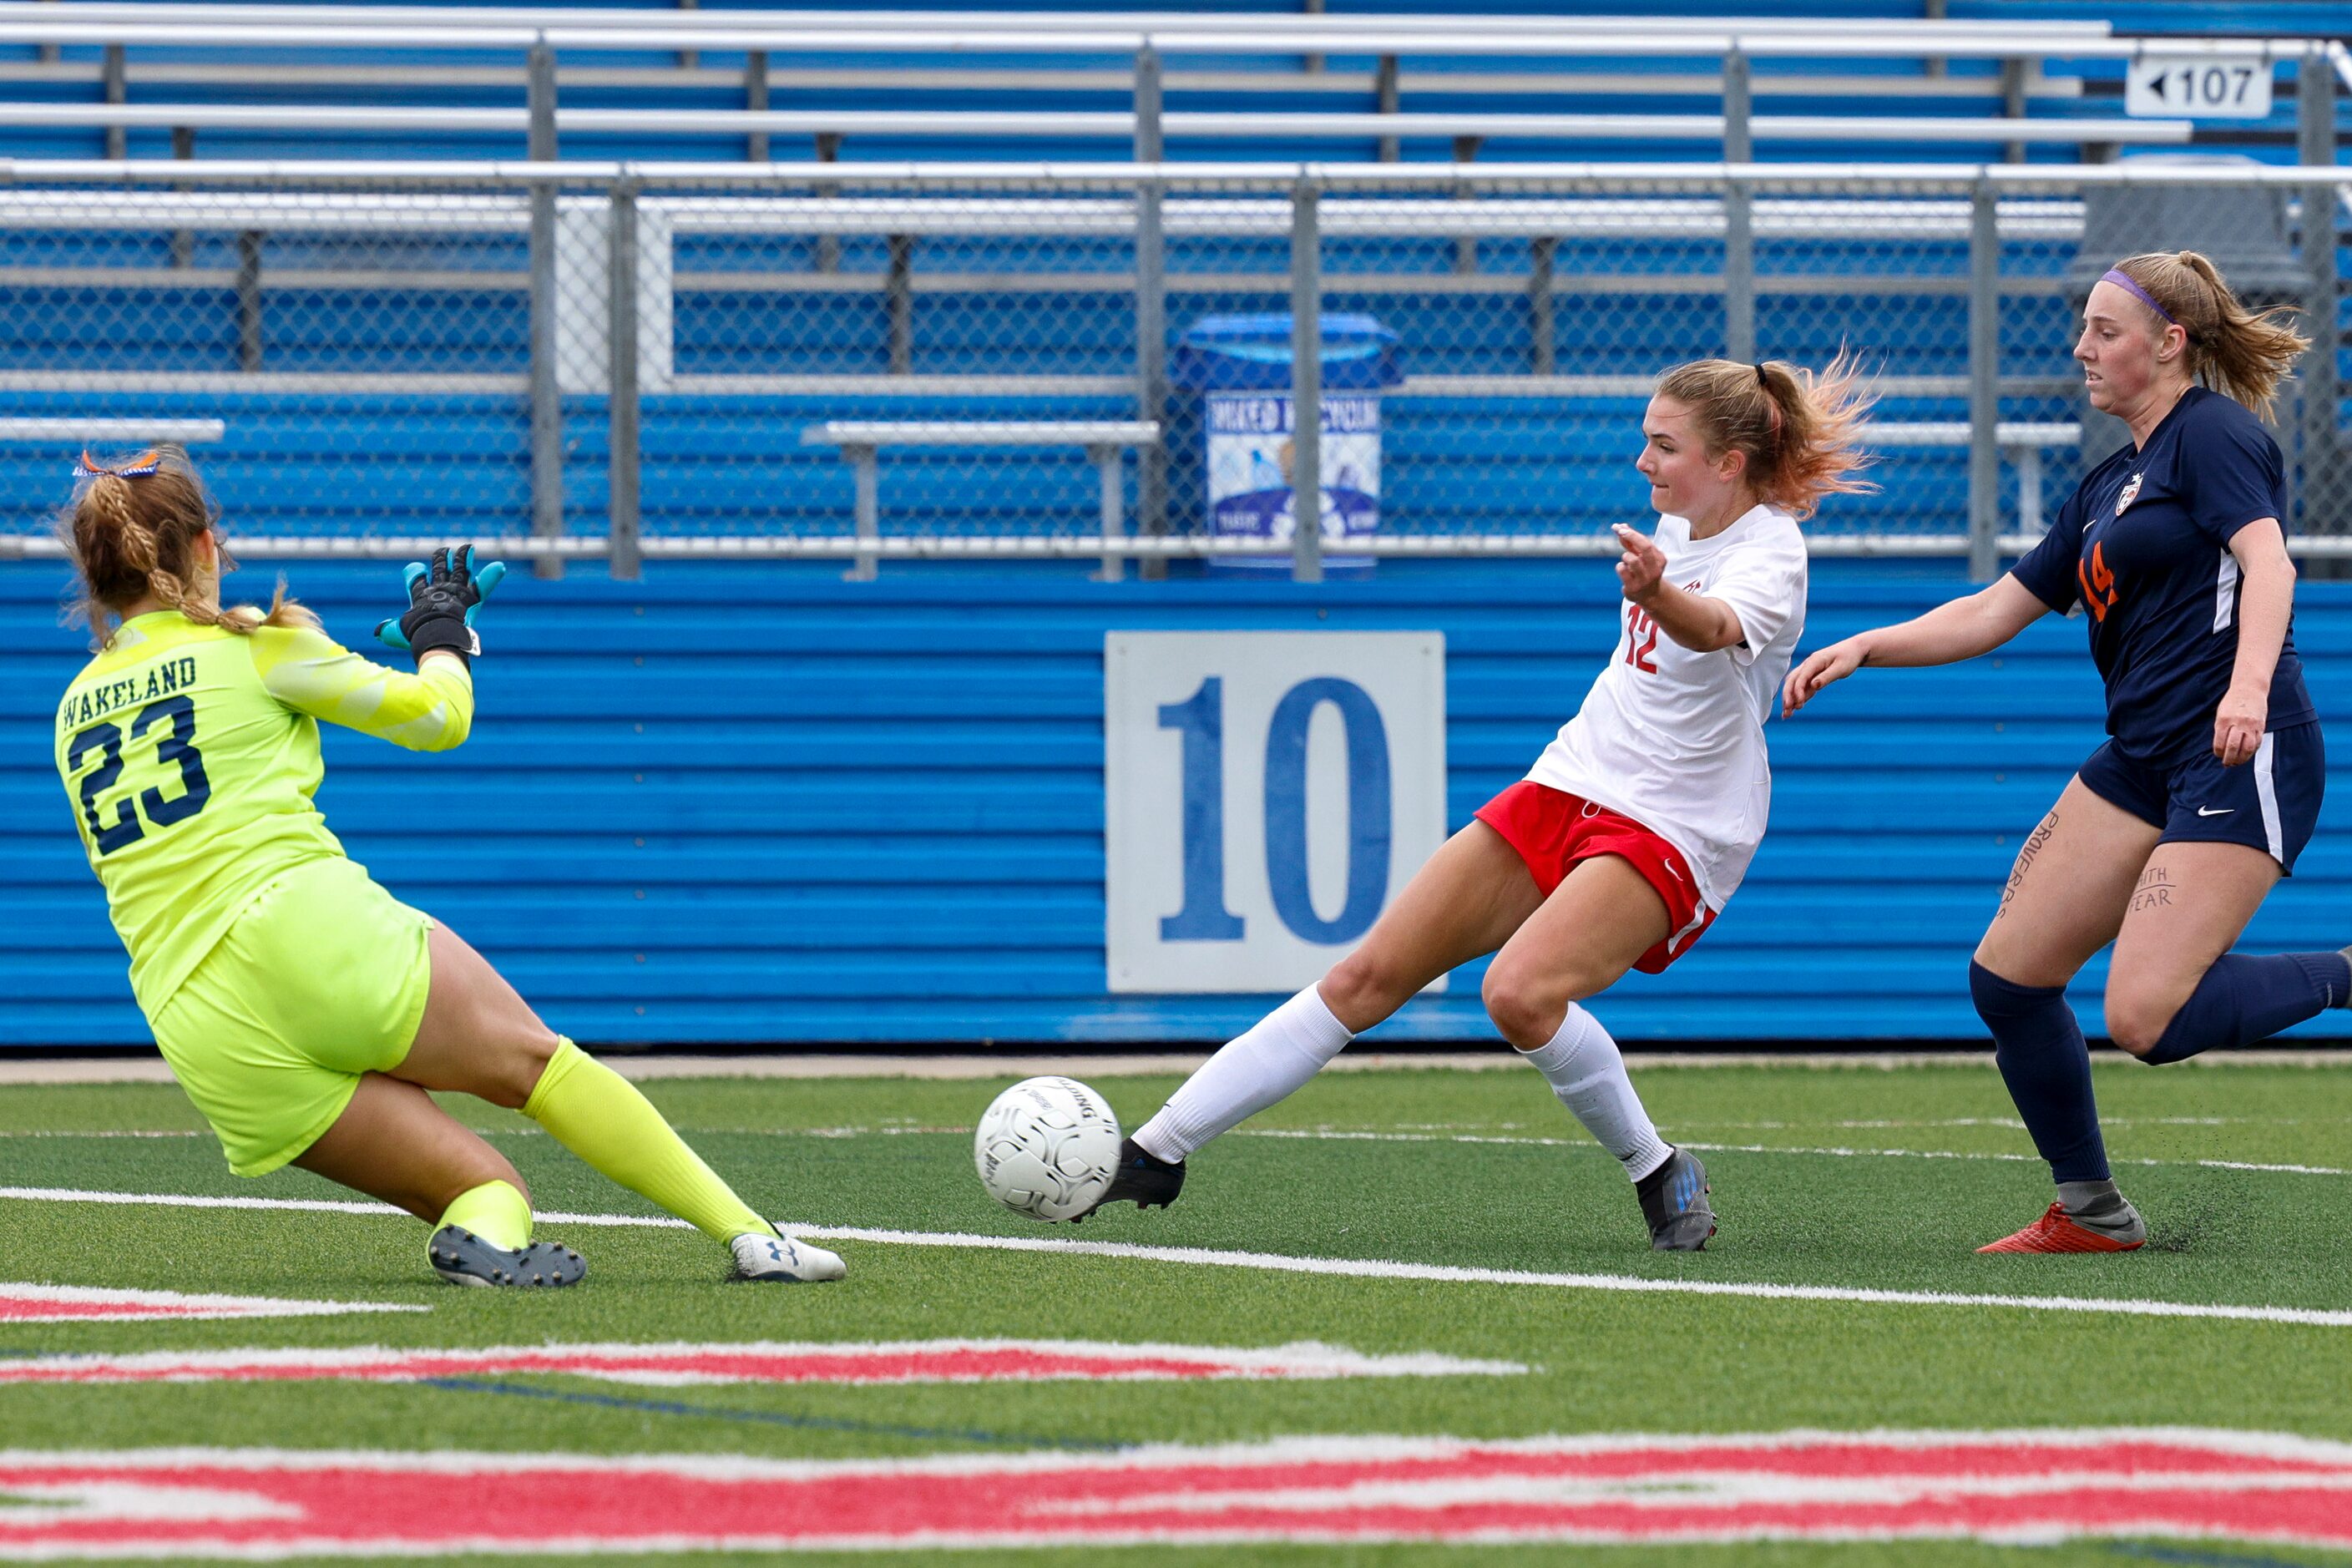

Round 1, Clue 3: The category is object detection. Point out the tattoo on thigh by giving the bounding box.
[2132,862,2175,913]
[1995,809,2060,922]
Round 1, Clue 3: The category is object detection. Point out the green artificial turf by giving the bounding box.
[0,1060,2346,1565]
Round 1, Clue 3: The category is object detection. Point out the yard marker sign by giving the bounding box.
[0,1431,2346,1555]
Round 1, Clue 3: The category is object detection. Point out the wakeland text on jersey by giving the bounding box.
[56,656,198,731]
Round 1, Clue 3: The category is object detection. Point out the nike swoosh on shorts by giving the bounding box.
[2197,807,2233,817]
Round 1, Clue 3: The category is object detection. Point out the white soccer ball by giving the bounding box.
[974,1075,1122,1223]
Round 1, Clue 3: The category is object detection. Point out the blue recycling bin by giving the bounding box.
[1172,312,1403,573]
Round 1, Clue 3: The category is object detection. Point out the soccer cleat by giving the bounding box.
[1635,1148,1716,1252]
[1977,1201,2146,1254]
[729,1227,847,1283]
[427,1225,584,1289]
[1069,1138,1186,1223]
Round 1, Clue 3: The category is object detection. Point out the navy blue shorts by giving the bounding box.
[2076,721,2326,874]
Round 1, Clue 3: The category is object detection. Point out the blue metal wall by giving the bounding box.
[8,556,2351,1047]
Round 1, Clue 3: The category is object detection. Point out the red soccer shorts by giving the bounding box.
[1473,780,1717,974]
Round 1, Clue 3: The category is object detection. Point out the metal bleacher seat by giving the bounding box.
[0,4,2336,557]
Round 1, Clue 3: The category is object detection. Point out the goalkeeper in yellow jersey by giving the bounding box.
[49,448,843,1289]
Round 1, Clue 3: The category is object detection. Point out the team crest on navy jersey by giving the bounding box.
[2115,473,2143,515]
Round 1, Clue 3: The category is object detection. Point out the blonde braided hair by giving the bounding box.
[58,445,315,648]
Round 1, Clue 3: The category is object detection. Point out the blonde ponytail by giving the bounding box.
[1655,350,1878,519]
[2110,250,2310,421]
[56,446,316,647]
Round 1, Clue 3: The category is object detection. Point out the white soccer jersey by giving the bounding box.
[1525,503,1809,911]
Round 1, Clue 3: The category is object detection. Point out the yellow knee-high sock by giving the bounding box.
[437,1179,533,1252]
[521,1039,769,1242]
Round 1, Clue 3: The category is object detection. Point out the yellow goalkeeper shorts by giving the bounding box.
[148,856,435,1177]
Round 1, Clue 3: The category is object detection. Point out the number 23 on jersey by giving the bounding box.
[65,694,212,855]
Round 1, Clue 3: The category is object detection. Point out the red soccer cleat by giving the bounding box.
[1976,1202,2145,1254]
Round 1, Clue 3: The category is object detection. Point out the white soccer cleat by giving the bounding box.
[729,1227,847,1283]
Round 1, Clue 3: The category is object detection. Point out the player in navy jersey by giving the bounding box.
[1783,250,2342,1253]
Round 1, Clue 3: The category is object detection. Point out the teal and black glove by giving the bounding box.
[375,545,507,666]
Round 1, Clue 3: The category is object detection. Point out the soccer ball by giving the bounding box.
[974,1076,1121,1223]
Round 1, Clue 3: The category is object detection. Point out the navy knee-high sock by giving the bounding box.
[1970,960,2109,1184]
[2142,951,2350,1065]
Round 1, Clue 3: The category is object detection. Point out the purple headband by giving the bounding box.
[2100,267,2177,326]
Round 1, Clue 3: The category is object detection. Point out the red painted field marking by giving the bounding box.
[0,1338,1522,1387]
[0,1432,2346,1555]
[0,1284,421,1323]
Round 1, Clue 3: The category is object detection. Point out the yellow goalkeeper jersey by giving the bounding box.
[53,610,473,1014]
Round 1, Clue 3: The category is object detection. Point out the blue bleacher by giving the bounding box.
[0,1,2339,546]
[5,0,2344,166]
[0,177,2102,539]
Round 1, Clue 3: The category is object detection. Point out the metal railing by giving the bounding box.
[0,158,2346,580]
[0,5,2110,32]
[7,7,2335,175]
[0,6,2106,136]
[0,102,2198,152]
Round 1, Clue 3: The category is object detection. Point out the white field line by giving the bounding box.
[767,1224,2352,1330]
[1229,1127,2351,1177]
[0,1282,423,1320]
[0,1115,2291,1139]
[6,1120,2340,1176]
[519,1124,2352,1176]
[0,1129,207,1138]
[0,1186,421,1219]
[1683,1141,2351,1177]
[26,1121,2323,1176]
[0,1338,1528,1386]
[496,1121,2352,1178]
[16,1424,2352,1479]
[3,1185,2349,1331]
[0,1053,1669,1087]
[1678,1115,2344,1131]
[1695,1116,2228,1130]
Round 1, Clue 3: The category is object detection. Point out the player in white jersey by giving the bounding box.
[1081,357,1874,1248]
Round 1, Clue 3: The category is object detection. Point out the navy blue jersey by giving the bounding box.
[2011,387,2314,766]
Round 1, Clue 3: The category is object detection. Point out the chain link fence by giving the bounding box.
[1,164,2345,577]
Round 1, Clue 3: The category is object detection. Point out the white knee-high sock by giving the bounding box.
[1134,985,1353,1163]
[1520,1002,1672,1182]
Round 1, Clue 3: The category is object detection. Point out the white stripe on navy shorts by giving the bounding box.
[2075,721,2325,874]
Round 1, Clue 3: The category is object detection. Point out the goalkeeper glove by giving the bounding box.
[375,545,507,666]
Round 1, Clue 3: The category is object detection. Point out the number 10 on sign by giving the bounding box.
[1105,631,1448,994]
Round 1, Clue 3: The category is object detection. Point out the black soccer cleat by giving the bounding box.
[1635,1148,1716,1252]
[427,1225,585,1288]
[1069,1138,1186,1223]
